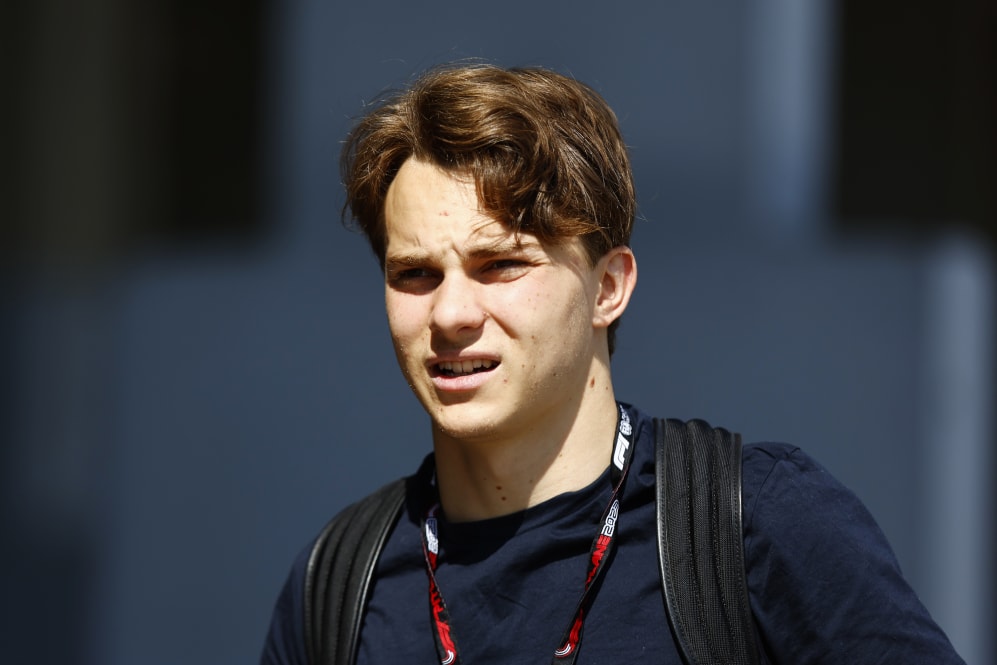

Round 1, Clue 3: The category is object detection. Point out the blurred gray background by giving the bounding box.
[3,1,994,664]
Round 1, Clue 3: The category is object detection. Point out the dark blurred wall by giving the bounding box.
[3,1,266,662]
[835,1,997,244]
[3,1,993,664]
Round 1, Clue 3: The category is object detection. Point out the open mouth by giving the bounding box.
[433,359,499,377]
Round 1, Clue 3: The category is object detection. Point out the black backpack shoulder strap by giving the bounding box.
[303,478,407,665]
[654,418,760,665]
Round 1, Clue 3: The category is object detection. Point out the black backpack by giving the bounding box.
[303,418,760,665]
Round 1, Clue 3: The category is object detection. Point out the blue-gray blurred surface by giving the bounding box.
[4,1,992,664]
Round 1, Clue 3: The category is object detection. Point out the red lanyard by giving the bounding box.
[420,404,636,665]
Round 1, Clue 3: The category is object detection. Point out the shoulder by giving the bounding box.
[740,441,847,531]
[259,475,413,665]
[739,441,964,664]
[259,538,314,665]
[739,442,904,567]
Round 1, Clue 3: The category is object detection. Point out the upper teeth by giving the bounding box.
[438,359,495,375]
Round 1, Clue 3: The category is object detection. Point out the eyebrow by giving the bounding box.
[465,236,540,259]
[384,236,542,269]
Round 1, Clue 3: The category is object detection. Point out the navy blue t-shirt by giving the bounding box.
[261,405,964,664]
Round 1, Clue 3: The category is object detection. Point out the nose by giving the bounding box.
[430,272,486,337]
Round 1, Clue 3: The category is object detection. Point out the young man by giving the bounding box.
[261,64,964,664]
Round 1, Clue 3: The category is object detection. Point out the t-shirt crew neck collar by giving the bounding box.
[427,458,614,565]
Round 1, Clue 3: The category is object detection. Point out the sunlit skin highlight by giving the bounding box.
[383,158,637,521]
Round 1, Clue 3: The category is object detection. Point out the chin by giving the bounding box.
[427,401,508,443]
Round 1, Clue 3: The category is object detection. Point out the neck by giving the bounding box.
[432,369,620,522]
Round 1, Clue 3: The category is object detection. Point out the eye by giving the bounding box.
[396,268,432,280]
[481,258,530,281]
[486,259,529,272]
[387,267,440,291]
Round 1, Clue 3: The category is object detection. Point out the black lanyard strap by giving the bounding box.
[420,403,637,665]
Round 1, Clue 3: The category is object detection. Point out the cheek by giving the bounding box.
[499,279,591,339]
[385,314,423,386]
[537,277,590,323]
[385,294,421,340]
[385,298,427,373]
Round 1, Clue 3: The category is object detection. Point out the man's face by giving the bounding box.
[383,158,606,444]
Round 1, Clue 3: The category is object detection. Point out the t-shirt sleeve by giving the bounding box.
[741,443,965,664]
[259,544,311,665]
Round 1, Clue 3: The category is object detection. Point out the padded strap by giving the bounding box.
[655,418,759,665]
[304,478,406,665]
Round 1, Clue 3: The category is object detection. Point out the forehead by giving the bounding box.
[385,158,477,216]
[382,157,590,267]
[384,158,516,248]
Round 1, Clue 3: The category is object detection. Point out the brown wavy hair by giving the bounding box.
[341,63,635,352]
[341,65,636,265]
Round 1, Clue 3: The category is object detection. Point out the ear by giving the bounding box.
[592,246,637,329]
